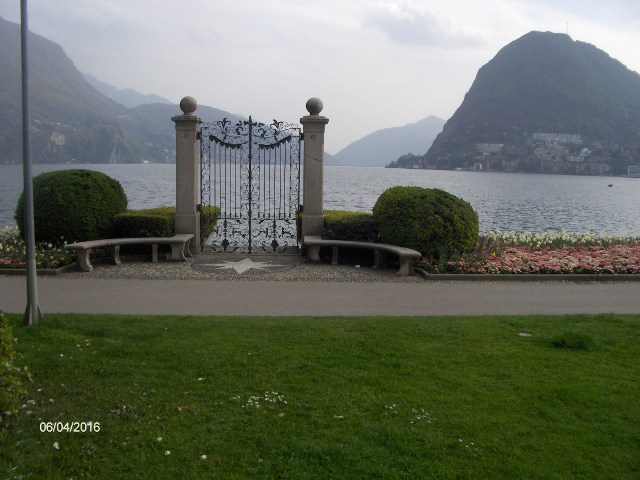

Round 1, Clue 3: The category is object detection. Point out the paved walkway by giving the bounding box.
[1,254,639,316]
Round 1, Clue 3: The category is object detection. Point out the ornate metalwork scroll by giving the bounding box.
[200,116,301,253]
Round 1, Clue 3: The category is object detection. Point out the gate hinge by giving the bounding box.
[196,131,202,140]
[300,132,304,141]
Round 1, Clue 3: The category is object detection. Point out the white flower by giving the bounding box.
[200,454,207,461]
[164,450,171,456]
[52,442,60,451]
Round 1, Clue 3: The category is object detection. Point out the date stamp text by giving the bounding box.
[39,421,100,433]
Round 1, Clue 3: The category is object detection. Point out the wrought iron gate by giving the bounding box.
[199,117,301,253]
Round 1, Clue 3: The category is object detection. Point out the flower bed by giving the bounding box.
[0,226,74,270]
[419,231,640,275]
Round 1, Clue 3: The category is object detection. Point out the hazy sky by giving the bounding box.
[1,0,639,154]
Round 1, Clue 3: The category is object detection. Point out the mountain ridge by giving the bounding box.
[330,115,445,167]
[83,73,173,108]
[416,31,640,175]
[0,16,243,164]
[0,16,129,163]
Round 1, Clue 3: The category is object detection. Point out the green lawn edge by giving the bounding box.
[2,313,639,479]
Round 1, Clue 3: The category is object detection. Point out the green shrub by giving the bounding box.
[1,312,28,437]
[113,205,220,240]
[200,205,221,241]
[322,210,378,242]
[317,210,378,265]
[112,207,175,237]
[372,186,479,259]
[15,169,127,243]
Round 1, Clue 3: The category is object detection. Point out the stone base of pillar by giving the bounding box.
[301,214,324,238]
[175,213,200,252]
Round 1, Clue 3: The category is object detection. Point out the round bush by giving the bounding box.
[372,186,479,259]
[15,169,127,243]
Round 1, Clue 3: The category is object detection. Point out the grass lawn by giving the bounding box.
[1,314,639,479]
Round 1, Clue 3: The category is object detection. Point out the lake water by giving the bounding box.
[1,163,639,235]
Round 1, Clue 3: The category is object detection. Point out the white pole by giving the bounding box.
[20,0,43,325]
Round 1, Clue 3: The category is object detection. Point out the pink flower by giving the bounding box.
[447,242,640,275]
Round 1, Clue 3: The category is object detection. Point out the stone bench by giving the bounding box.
[65,234,194,272]
[303,235,421,276]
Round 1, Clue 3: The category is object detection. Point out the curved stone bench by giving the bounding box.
[65,234,194,272]
[303,235,421,276]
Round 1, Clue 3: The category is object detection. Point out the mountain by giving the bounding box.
[118,103,246,163]
[83,73,172,108]
[418,31,640,175]
[323,151,336,165]
[0,17,242,164]
[330,116,445,167]
[0,16,130,163]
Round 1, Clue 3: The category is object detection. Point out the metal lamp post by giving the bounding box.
[20,0,43,325]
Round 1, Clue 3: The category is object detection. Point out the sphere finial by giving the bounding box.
[179,96,197,115]
[306,97,323,115]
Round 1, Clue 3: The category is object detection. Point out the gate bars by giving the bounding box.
[199,117,301,253]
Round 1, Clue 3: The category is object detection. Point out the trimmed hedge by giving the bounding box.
[112,207,175,237]
[112,206,220,240]
[200,205,222,242]
[372,186,479,259]
[309,210,378,266]
[15,169,127,243]
[322,210,378,242]
[1,313,27,437]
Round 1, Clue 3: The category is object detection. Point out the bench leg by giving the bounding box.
[397,257,415,276]
[307,245,321,262]
[184,242,193,258]
[331,246,339,265]
[110,245,121,266]
[169,243,187,261]
[151,244,158,262]
[373,251,387,269]
[76,250,93,272]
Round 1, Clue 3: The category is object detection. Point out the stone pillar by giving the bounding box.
[300,97,329,238]
[172,96,202,252]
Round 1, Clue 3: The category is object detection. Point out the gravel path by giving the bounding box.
[61,253,425,283]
